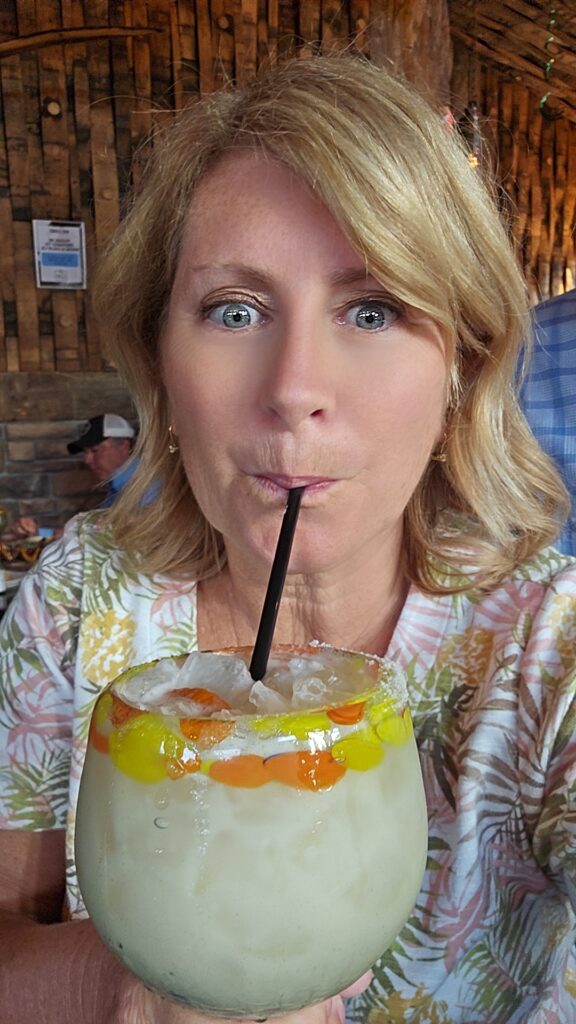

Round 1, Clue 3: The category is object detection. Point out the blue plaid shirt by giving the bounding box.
[521,289,576,556]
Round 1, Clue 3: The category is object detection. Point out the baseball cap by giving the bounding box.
[67,414,135,454]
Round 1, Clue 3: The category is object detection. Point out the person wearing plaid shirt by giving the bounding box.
[521,288,576,556]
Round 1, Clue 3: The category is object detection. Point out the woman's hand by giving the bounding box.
[115,972,373,1024]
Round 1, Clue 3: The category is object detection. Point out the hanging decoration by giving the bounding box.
[539,5,563,121]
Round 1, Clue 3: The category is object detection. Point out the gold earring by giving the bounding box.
[168,425,179,454]
[430,449,447,463]
[430,435,448,462]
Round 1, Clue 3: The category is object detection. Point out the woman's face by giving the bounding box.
[161,153,449,579]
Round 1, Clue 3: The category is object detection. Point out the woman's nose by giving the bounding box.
[261,322,335,430]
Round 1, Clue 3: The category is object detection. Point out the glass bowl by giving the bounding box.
[75,644,427,1018]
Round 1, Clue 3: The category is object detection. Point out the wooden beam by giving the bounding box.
[0,26,161,60]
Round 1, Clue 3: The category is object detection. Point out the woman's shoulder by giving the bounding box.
[48,508,112,555]
[64,509,199,610]
[457,546,576,612]
[67,507,115,550]
[58,509,150,580]
[396,547,576,662]
[29,509,196,609]
[0,513,104,655]
[462,547,576,632]
[452,548,576,677]
[509,545,576,586]
[393,547,576,730]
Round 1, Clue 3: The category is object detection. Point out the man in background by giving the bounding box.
[66,413,137,508]
[11,414,137,538]
[521,288,576,556]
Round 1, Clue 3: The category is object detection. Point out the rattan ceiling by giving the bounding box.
[448,0,576,122]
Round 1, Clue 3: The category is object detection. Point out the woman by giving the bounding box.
[0,55,574,1023]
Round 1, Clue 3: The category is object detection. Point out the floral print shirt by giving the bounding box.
[0,512,575,1024]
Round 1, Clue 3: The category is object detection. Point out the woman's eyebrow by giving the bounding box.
[186,264,379,289]
[186,264,275,290]
[329,268,380,287]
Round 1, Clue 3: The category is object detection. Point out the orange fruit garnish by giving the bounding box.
[327,701,366,725]
[265,751,346,791]
[167,687,232,714]
[209,754,268,788]
[179,718,234,747]
[111,694,143,727]
[88,715,109,754]
[88,692,114,753]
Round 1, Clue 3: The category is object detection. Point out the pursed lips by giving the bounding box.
[253,473,337,494]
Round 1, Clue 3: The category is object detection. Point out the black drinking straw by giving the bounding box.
[248,486,305,681]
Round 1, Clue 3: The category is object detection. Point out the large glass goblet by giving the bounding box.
[75,645,427,1018]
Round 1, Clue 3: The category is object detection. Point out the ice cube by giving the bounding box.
[263,655,329,701]
[116,653,254,715]
[174,652,253,706]
[116,659,182,708]
[247,681,292,714]
[291,675,331,708]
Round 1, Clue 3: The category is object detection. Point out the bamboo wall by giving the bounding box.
[0,0,575,378]
[452,38,576,304]
[0,0,375,377]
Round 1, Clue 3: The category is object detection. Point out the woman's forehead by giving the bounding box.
[188,151,311,215]
[177,154,365,277]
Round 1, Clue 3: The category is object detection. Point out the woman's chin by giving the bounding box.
[224,531,333,580]
[268,539,348,580]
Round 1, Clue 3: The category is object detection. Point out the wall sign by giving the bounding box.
[32,219,87,289]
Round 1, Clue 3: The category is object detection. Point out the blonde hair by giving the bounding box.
[94,54,568,593]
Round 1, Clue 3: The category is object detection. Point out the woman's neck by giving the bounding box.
[197,545,409,657]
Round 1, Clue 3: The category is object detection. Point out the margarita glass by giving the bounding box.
[75,645,427,1018]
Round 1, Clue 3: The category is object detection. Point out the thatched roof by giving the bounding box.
[449,0,576,123]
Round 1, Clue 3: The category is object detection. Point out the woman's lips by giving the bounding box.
[254,474,336,496]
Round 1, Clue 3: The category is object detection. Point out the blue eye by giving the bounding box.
[206,303,263,329]
[344,301,400,331]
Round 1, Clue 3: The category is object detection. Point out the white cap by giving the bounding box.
[68,414,135,454]
[102,414,135,439]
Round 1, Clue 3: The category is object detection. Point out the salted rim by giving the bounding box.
[109,643,409,722]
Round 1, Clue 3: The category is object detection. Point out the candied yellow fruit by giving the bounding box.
[109,714,189,784]
[374,706,413,746]
[332,730,384,770]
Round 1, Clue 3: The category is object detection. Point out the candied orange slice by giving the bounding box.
[111,694,143,727]
[265,750,346,791]
[89,692,114,753]
[167,687,232,713]
[179,718,234,747]
[209,754,268,788]
[89,714,110,754]
[327,701,366,725]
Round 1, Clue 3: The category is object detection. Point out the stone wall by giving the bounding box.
[0,372,135,531]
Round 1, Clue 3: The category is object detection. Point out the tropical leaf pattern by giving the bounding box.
[0,513,575,1022]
